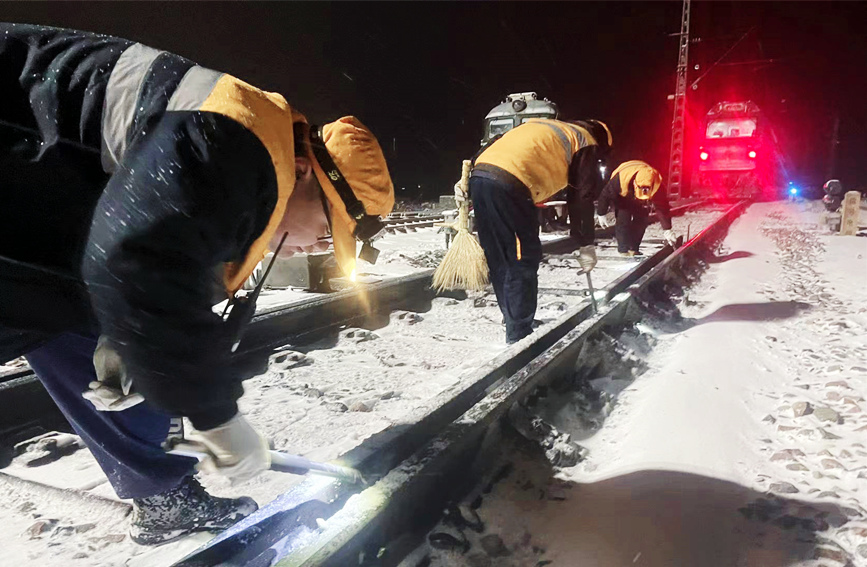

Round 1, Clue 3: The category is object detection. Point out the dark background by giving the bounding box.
[3,2,865,199]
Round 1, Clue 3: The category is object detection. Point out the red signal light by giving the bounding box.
[748,150,757,159]
[699,151,709,161]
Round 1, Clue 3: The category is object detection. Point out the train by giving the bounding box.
[480,92,559,146]
[691,101,785,201]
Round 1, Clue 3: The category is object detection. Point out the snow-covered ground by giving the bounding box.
[429,201,867,567]
[0,209,724,567]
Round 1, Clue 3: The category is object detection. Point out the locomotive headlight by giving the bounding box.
[699,151,709,161]
[748,150,757,159]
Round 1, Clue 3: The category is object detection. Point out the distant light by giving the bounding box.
[789,187,798,196]
[748,150,757,159]
[699,151,709,161]
[788,181,794,185]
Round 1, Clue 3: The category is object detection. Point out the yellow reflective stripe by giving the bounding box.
[516,235,522,260]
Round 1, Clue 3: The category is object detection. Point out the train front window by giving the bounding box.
[488,118,515,138]
[707,119,757,138]
[519,114,553,124]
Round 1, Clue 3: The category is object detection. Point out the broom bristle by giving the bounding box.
[432,228,489,291]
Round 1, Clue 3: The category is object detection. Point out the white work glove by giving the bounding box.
[577,245,598,273]
[663,229,678,247]
[596,212,615,229]
[454,181,468,204]
[83,336,145,411]
[187,414,271,484]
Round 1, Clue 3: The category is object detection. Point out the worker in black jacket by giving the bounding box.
[454,119,612,343]
[0,24,393,544]
[595,160,677,256]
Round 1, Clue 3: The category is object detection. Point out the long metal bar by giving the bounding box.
[172,236,686,566]
[0,199,712,444]
[274,201,747,567]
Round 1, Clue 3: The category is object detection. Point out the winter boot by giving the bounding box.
[130,475,258,545]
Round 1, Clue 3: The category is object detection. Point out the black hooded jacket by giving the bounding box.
[0,24,293,429]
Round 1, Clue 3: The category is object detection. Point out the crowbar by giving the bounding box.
[168,442,365,485]
[585,271,598,314]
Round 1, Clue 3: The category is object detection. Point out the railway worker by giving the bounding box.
[455,119,612,344]
[0,24,393,544]
[595,160,678,256]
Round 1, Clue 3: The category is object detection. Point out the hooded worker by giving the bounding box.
[454,118,612,343]
[595,160,677,256]
[0,24,393,545]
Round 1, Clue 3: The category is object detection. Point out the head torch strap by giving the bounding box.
[310,126,384,242]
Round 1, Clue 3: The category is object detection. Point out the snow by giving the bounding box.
[0,211,726,566]
[428,201,866,566]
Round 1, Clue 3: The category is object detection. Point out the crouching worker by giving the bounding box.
[595,160,677,256]
[0,24,393,544]
[455,119,612,343]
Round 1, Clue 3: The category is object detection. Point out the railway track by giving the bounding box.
[383,213,445,233]
[0,199,711,465]
[164,200,743,567]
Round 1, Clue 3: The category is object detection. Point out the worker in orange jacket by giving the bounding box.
[1,24,393,544]
[455,119,612,343]
[595,160,677,256]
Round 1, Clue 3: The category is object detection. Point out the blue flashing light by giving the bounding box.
[789,187,798,196]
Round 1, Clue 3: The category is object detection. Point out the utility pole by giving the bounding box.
[667,0,691,200]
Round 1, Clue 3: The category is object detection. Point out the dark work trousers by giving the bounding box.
[25,333,195,499]
[471,176,542,343]
[614,199,651,253]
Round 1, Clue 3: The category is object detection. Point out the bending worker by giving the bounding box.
[595,160,677,256]
[0,24,393,544]
[455,119,612,344]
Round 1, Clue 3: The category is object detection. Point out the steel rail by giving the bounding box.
[271,200,747,567]
[0,200,714,465]
[170,200,727,567]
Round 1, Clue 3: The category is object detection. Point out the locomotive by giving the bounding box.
[480,92,559,146]
[692,101,783,200]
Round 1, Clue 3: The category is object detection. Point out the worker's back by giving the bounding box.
[474,119,596,203]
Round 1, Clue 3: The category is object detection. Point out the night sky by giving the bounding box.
[3,2,865,198]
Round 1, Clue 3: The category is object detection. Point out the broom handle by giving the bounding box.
[458,160,472,231]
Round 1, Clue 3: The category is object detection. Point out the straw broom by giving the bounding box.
[433,160,489,291]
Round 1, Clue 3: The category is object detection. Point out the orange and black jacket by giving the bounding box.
[471,119,609,246]
[596,170,672,230]
[0,24,299,428]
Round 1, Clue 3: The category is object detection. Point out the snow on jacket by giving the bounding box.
[0,24,302,429]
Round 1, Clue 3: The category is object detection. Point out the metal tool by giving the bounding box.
[585,271,598,314]
[168,442,365,485]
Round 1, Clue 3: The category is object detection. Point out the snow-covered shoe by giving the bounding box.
[130,476,258,545]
